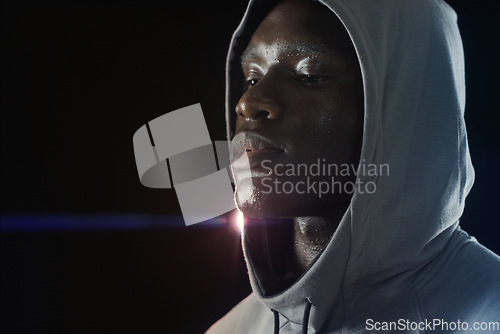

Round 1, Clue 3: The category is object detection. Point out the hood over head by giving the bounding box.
[226,0,474,331]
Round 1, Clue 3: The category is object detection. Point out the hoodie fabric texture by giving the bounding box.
[208,0,500,333]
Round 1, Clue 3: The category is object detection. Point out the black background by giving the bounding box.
[1,1,499,333]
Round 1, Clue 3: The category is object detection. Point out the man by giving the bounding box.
[209,0,500,333]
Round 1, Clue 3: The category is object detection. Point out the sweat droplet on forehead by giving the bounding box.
[241,40,343,66]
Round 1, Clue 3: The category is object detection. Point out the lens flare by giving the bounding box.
[236,210,245,232]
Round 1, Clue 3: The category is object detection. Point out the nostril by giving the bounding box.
[237,109,270,121]
[235,103,244,117]
[235,105,244,117]
[236,92,283,120]
[255,110,270,120]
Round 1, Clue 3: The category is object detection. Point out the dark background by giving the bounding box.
[1,1,499,333]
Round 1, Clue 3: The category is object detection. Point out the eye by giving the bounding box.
[247,79,259,86]
[297,74,320,83]
[243,78,259,91]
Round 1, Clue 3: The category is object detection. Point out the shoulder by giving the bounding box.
[419,230,500,323]
[206,294,272,334]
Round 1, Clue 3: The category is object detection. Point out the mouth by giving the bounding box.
[231,132,285,170]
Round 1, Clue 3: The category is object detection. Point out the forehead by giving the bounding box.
[241,40,343,64]
[242,0,353,62]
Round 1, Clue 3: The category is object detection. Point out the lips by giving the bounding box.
[231,132,285,170]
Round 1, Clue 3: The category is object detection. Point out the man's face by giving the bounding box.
[231,0,364,218]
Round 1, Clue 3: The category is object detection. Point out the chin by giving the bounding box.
[234,173,353,218]
[234,187,275,218]
[234,184,331,219]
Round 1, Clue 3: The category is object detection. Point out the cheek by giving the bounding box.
[297,87,363,161]
[296,92,339,141]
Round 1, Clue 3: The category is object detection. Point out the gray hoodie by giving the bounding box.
[208,0,500,333]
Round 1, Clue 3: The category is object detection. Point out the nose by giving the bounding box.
[235,71,286,121]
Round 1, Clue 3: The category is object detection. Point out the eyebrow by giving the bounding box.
[241,41,342,65]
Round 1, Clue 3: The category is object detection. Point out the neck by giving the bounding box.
[292,216,339,276]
